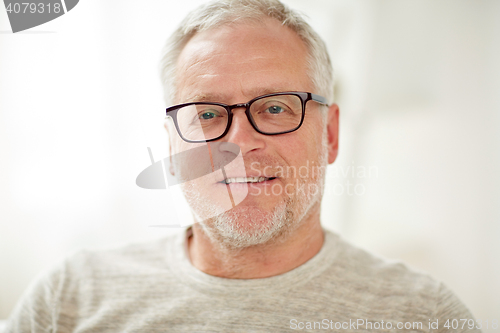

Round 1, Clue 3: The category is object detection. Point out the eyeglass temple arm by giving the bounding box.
[311,93,329,106]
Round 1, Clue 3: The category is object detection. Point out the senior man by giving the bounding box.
[5,0,480,332]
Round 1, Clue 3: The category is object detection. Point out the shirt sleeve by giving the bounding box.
[3,262,68,333]
[435,282,482,333]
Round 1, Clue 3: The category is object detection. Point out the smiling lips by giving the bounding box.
[221,177,277,184]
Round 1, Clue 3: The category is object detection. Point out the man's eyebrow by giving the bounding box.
[186,88,292,104]
[246,87,290,98]
[187,94,226,103]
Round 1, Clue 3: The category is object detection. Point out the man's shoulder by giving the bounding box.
[63,230,183,275]
[323,230,441,296]
[3,231,187,333]
[316,230,479,330]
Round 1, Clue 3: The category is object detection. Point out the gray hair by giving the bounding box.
[159,0,334,106]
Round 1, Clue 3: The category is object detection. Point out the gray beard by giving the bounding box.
[198,199,292,250]
[187,125,329,250]
[196,168,325,250]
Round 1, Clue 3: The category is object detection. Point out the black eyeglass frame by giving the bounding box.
[165,91,329,143]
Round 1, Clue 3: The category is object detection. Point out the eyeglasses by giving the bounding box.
[165,91,328,143]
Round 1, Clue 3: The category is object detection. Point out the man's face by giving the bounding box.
[170,18,338,247]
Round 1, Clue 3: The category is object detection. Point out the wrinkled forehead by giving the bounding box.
[174,18,312,105]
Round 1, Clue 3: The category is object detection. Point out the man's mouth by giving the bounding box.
[221,177,277,184]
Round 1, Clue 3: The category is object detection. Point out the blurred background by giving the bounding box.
[1,0,499,329]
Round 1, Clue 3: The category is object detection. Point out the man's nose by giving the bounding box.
[223,108,265,154]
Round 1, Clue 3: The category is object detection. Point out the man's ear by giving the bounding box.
[164,118,175,176]
[326,104,339,164]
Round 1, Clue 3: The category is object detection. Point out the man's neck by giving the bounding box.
[186,209,324,279]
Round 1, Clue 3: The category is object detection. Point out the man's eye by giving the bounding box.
[266,106,284,114]
[199,111,218,119]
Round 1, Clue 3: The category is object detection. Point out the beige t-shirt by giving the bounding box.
[4,229,481,332]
